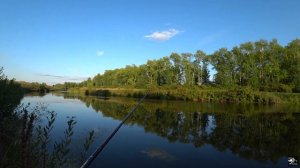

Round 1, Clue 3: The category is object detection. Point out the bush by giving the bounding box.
[85,89,90,95]
[95,90,111,97]
[293,85,300,93]
[277,84,293,93]
[1,105,96,168]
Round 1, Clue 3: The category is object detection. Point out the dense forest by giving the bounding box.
[66,39,300,93]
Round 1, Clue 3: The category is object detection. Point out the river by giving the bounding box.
[21,92,300,168]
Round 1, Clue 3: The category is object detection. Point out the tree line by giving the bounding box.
[90,50,210,88]
[211,39,300,92]
[17,81,50,93]
[61,39,300,93]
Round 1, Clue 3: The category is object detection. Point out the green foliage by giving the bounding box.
[0,105,97,168]
[51,116,77,167]
[51,83,65,91]
[81,130,95,162]
[77,85,300,104]
[210,39,300,91]
[17,81,50,93]
[0,68,97,168]
[0,67,25,168]
[82,51,211,88]
[67,39,300,95]
[56,39,300,104]
[84,89,89,96]
[277,84,293,93]
[35,110,56,168]
[0,67,24,116]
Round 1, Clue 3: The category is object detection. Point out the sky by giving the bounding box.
[1,0,300,84]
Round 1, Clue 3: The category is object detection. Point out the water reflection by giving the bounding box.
[141,148,176,161]
[56,92,300,165]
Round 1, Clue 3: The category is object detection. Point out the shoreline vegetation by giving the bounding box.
[1,38,299,105]
[3,38,297,104]
[1,36,300,168]
[0,68,96,168]
[68,86,300,104]
[58,39,300,105]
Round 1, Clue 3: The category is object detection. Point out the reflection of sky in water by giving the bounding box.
[21,93,293,168]
[206,115,216,135]
[21,94,117,156]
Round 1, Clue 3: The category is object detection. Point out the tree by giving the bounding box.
[181,53,193,85]
[70,39,300,93]
[194,50,206,85]
[211,48,235,86]
[202,56,210,84]
[254,40,268,85]
[283,39,300,92]
[239,42,257,87]
[170,53,183,85]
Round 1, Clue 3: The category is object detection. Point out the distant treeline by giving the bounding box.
[62,39,300,93]
[17,81,51,93]
[0,68,96,168]
[0,68,50,118]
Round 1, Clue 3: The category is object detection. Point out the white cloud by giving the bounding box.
[97,51,104,56]
[145,28,181,41]
[36,73,88,81]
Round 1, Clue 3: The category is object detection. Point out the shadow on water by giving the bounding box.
[57,92,300,165]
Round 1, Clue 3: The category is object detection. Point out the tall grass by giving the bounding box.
[1,105,96,168]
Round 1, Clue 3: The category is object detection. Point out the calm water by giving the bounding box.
[21,93,300,168]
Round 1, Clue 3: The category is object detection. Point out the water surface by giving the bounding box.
[21,93,300,168]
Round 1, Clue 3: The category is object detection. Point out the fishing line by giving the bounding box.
[80,93,148,168]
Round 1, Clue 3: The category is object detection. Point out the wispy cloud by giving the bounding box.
[97,51,104,56]
[36,73,88,81]
[145,28,181,41]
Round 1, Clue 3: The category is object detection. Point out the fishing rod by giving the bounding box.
[80,92,148,168]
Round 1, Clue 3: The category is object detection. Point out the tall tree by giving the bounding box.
[202,55,210,84]
[194,50,206,85]
[170,53,183,85]
[182,53,193,85]
[283,39,300,92]
[254,40,268,85]
[239,42,256,87]
[211,48,235,86]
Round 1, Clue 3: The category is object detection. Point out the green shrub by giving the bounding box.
[277,84,293,93]
[1,106,97,168]
[293,85,300,93]
[85,89,90,95]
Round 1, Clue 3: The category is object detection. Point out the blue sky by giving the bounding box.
[1,0,300,84]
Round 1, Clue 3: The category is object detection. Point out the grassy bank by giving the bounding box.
[68,86,300,104]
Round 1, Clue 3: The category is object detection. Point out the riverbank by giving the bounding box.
[68,86,300,104]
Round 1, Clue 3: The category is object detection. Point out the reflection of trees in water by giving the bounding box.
[62,94,300,163]
[209,113,300,163]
